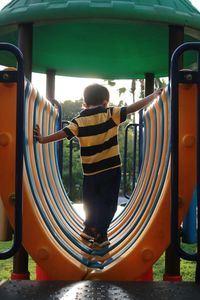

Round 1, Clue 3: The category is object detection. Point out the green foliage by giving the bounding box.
[62,138,83,202]
[118,120,140,197]
[61,99,82,120]
[61,99,83,202]
[0,241,35,280]
[118,87,126,97]
[107,80,116,87]
[154,243,196,281]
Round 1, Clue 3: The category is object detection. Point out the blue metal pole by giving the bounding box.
[171,43,200,265]
[0,43,24,260]
[195,50,200,283]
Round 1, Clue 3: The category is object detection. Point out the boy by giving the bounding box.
[34,84,162,247]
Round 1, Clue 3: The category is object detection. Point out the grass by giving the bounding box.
[0,241,197,281]
[153,243,196,281]
[0,241,36,280]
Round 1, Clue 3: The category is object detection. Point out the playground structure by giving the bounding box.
[0,42,200,298]
[0,0,200,298]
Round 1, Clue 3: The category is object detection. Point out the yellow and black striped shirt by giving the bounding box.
[63,106,127,175]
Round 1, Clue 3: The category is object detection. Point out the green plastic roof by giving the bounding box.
[0,0,200,79]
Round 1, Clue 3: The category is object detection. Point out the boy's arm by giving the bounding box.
[126,89,162,115]
[33,125,67,144]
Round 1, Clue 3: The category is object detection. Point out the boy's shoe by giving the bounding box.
[94,234,110,247]
[80,227,97,241]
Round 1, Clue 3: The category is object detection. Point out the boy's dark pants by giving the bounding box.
[82,167,121,235]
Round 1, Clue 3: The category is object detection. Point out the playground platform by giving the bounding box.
[0,280,200,300]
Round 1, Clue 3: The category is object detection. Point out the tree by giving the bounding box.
[61,99,82,120]
[61,99,83,201]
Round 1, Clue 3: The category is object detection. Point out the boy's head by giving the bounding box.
[83,84,110,107]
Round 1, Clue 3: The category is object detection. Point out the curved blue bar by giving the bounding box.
[0,43,24,260]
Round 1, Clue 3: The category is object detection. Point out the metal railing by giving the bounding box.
[60,120,80,197]
[170,42,200,283]
[0,43,24,259]
[51,99,62,175]
[123,123,141,199]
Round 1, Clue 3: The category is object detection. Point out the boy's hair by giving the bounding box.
[83,84,110,106]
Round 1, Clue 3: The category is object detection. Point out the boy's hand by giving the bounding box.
[33,125,44,143]
[126,88,164,115]
[154,88,163,97]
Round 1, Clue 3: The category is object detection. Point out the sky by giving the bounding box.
[0,0,200,104]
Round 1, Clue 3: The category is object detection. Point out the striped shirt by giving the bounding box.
[63,106,127,175]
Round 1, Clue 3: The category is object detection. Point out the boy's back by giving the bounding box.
[63,105,127,175]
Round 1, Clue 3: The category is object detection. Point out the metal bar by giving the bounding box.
[138,111,143,169]
[168,25,184,77]
[135,126,139,180]
[11,245,29,278]
[46,69,56,103]
[61,120,69,181]
[171,42,200,263]
[165,25,184,279]
[59,140,64,179]
[0,70,18,82]
[195,51,200,283]
[123,123,139,199]
[52,99,62,176]
[18,24,32,81]
[132,125,137,188]
[123,124,128,199]
[69,139,73,196]
[0,43,24,260]
[15,22,33,276]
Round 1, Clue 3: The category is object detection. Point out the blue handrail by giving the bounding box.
[170,42,200,282]
[0,43,24,259]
